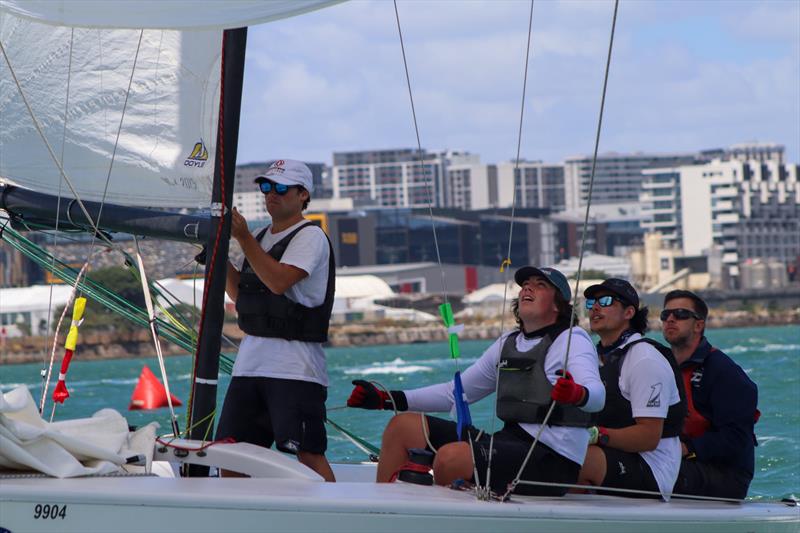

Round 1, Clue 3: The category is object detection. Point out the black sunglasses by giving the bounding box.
[585,295,621,309]
[258,180,301,196]
[660,308,703,321]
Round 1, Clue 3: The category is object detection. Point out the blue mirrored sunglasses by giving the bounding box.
[585,295,618,309]
[258,180,298,195]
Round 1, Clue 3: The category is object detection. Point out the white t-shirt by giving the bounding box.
[404,327,604,466]
[232,220,331,387]
[615,333,682,500]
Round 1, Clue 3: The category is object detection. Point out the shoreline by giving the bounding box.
[1,310,797,366]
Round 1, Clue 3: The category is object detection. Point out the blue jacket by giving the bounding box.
[681,337,758,476]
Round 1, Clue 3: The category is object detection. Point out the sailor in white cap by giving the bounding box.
[217,159,336,481]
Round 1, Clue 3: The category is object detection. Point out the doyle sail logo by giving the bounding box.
[184,139,209,168]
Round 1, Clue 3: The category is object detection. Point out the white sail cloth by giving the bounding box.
[0,386,157,478]
[0,0,339,209]
[0,1,342,30]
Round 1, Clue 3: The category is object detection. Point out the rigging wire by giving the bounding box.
[392,0,481,490]
[42,27,75,398]
[481,0,536,500]
[501,0,620,502]
[391,0,450,308]
[133,235,181,437]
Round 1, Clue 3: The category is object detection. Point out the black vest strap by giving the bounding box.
[496,328,592,428]
[236,222,335,342]
[596,338,687,438]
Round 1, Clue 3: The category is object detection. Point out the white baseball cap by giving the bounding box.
[254,159,314,193]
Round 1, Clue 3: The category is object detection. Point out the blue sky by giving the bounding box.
[236,0,800,166]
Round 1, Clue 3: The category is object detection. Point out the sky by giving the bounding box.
[235,0,800,167]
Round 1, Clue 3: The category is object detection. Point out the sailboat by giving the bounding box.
[1,1,798,531]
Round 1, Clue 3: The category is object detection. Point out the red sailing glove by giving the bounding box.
[347,380,391,410]
[551,370,587,405]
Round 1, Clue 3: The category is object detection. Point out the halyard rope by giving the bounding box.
[501,0,620,501]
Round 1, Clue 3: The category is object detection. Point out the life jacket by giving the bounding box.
[680,346,761,440]
[681,363,712,439]
[596,338,687,438]
[235,222,335,342]
[496,328,592,427]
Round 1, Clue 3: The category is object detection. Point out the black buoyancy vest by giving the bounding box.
[596,338,687,438]
[496,329,592,427]
[236,222,335,342]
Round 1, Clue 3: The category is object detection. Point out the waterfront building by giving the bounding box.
[551,202,644,259]
[496,161,567,212]
[333,148,473,209]
[640,159,799,288]
[444,156,498,210]
[563,151,698,210]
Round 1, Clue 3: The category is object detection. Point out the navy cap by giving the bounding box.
[514,266,571,301]
[584,278,640,309]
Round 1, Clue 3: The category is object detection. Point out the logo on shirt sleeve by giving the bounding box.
[646,382,662,407]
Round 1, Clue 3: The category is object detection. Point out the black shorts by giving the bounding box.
[215,376,328,455]
[675,459,751,499]
[600,447,660,498]
[424,416,580,496]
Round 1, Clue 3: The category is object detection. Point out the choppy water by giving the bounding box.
[2,325,797,500]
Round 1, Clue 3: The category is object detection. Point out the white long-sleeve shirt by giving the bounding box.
[404,327,604,465]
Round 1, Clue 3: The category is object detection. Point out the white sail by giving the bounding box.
[0,0,339,209]
[0,0,342,30]
[0,16,220,208]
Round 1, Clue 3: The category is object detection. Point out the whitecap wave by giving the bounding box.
[344,358,433,376]
[724,344,799,354]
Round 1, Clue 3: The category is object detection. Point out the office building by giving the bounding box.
[497,161,566,212]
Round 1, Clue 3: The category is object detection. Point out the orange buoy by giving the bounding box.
[129,365,182,410]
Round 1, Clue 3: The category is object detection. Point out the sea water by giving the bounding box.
[2,324,797,500]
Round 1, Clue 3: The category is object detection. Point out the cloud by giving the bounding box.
[235,0,800,166]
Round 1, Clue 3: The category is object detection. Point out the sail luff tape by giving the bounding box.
[195,377,218,385]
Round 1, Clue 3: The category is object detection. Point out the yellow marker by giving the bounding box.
[499,258,512,273]
[64,297,87,351]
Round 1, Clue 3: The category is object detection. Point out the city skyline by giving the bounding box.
[236,0,799,167]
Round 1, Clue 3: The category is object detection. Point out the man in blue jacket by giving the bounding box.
[661,290,758,499]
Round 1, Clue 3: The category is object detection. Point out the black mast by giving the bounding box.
[187,27,247,475]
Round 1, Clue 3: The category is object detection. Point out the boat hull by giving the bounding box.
[2,475,798,533]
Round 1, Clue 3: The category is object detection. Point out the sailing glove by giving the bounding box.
[347,380,407,411]
[551,370,588,406]
[588,426,610,447]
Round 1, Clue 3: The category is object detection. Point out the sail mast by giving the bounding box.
[187,27,247,474]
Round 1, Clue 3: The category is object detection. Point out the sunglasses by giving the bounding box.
[585,295,621,309]
[660,308,703,321]
[258,180,301,195]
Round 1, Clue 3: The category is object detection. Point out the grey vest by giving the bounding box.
[496,330,592,427]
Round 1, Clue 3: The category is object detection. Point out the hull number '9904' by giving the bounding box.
[33,504,67,519]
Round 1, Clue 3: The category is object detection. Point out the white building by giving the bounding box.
[641,159,799,287]
[496,161,566,212]
[445,157,497,210]
[564,151,697,210]
[332,148,473,209]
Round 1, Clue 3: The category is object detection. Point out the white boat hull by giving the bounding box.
[2,472,798,533]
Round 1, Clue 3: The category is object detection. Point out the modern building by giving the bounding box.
[563,151,699,210]
[444,157,498,210]
[640,159,799,288]
[332,148,475,209]
[551,202,645,259]
[700,142,785,165]
[497,161,566,212]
